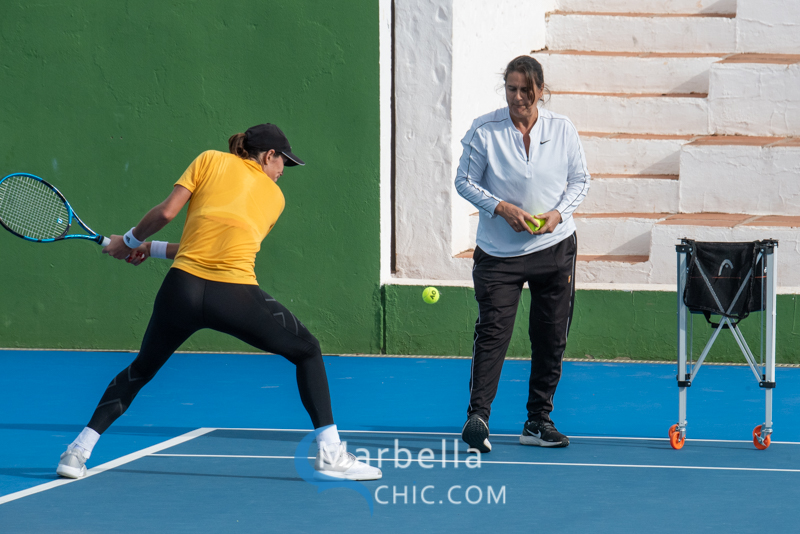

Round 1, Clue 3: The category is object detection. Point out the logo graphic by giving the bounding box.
[540,139,551,144]
[719,259,734,276]
[293,431,374,514]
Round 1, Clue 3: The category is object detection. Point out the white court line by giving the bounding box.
[209,427,800,445]
[5,426,798,506]
[148,453,800,473]
[0,428,214,506]
[152,454,309,459]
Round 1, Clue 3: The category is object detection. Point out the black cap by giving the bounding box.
[244,123,305,166]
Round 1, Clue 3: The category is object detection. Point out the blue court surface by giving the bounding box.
[1,350,800,533]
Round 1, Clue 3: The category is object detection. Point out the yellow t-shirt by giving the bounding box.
[172,150,285,285]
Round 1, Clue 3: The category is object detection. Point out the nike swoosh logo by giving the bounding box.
[527,430,542,438]
[540,139,550,144]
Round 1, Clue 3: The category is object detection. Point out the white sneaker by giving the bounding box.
[314,442,382,481]
[56,447,88,479]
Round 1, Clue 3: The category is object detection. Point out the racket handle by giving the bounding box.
[100,236,110,247]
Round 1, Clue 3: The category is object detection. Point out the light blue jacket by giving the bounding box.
[455,106,590,257]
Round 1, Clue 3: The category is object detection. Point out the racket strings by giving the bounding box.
[0,176,70,240]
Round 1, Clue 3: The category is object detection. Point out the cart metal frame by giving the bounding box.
[672,239,778,450]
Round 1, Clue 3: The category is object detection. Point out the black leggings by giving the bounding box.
[87,268,334,433]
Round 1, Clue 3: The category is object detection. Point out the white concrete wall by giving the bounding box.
[389,0,800,287]
[394,0,552,280]
[680,144,800,215]
[581,136,685,175]
[379,0,393,284]
[574,216,661,255]
[450,0,552,255]
[545,94,709,135]
[533,53,721,94]
[578,178,678,213]
[736,0,800,53]
[709,62,800,136]
[546,14,736,53]
[394,0,465,280]
[557,0,736,13]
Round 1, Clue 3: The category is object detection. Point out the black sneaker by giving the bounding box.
[520,419,570,448]
[461,414,492,453]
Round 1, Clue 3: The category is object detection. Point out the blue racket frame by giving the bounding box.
[0,173,108,246]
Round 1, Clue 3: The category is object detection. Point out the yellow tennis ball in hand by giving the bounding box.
[526,217,545,232]
[422,287,440,304]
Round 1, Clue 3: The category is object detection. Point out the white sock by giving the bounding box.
[315,424,341,450]
[70,427,100,459]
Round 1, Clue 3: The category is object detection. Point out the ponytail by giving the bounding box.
[228,133,251,159]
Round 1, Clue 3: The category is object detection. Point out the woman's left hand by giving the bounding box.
[532,210,562,234]
[126,243,149,266]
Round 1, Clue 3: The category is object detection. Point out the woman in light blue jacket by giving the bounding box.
[455,55,590,453]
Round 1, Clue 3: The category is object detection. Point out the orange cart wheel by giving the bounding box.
[669,427,685,450]
[669,424,678,439]
[753,425,771,450]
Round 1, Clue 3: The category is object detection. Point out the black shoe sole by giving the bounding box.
[462,416,492,453]
[520,432,570,448]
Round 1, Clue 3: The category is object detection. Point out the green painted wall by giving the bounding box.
[0,1,381,353]
[385,286,800,364]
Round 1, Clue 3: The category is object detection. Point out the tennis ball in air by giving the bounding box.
[526,218,545,232]
[422,287,440,304]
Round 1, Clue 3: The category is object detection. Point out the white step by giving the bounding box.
[463,215,800,287]
[578,176,679,214]
[573,215,800,286]
[454,250,655,285]
[575,256,652,284]
[737,0,800,54]
[581,133,689,174]
[648,215,800,286]
[555,0,736,15]
[574,213,668,255]
[533,51,721,94]
[546,93,709,135]
[546,13,736,54]
[708,55,800,136]
[679,137,800,215]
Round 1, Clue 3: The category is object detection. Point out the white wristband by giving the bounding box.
[123,227,144,248]
[150,241,169,260]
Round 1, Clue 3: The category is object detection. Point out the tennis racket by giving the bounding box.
[0,173,110,246]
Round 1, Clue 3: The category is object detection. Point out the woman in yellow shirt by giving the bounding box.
[56,123,380,482]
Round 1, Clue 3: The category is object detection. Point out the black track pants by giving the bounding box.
[87,268,333,433]
[468,232,577,423]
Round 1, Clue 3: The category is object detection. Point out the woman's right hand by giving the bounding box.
[495,201,538,234]
[102,234,133,260]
